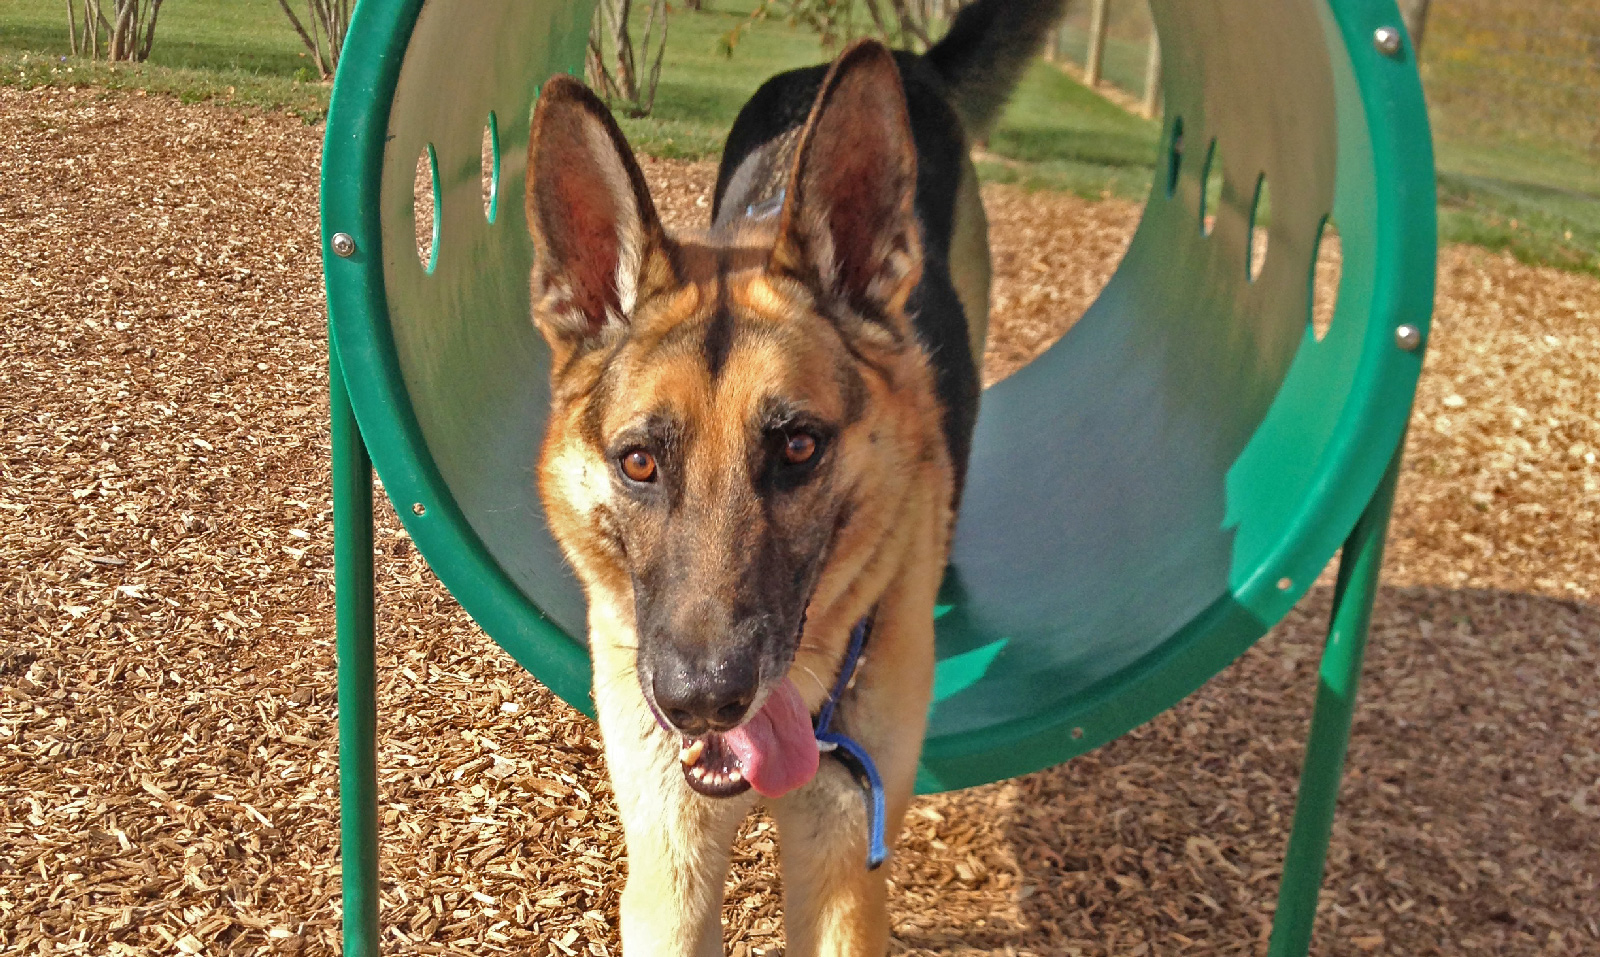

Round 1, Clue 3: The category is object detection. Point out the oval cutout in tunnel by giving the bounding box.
[482,113,500,223]
[1165,116,1184,199]
[414,144,440,272]
[1199,138,1221,237]
[1248,173,1270,282]
[1308,216,1342,342]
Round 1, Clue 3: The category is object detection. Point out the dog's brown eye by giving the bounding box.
[783,432,817,465]
[621,449,657,483]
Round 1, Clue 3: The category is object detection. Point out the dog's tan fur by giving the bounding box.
[525,43,980,956]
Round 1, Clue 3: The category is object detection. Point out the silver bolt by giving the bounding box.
[1373,26,1403,56]
[412,502,427,516]
[331,232,357,257]
[1395,324,1422,351]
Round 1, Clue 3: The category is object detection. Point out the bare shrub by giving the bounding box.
[66,0,164,62]
[730,0,964,53]
[275,0,351,80]
[587,0,670,118]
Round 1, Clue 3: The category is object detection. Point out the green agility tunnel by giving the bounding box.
[321,1,1434,954]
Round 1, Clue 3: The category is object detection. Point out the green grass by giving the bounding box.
[0,0,1164,199]
[1047,1,1600,276]
[1437,173,1600,275]
[635,7,1600,271]
[1,0,331,118]
[1,0,1595,274]
[1053,26,1156,99]
[616,4,1161,199]
[1,50,331,117]
[2,0,316,77]
[981,59,1159,199]
[609,6,833,159]
[1430,140,1600,277]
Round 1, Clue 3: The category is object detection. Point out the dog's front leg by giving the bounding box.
[592,615,755,957]
[605,722,752,957]
[771,611,933,957]
[770,764,897,957]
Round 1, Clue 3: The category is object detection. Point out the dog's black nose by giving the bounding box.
[650,652,757,736]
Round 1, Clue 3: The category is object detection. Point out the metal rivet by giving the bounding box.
[1277,577,1293,591]
[1071,727,1084,740]
[412,502,427,516]
[1395,324,1422,351]
[331,232,356,257]
[1373,26,1403,56]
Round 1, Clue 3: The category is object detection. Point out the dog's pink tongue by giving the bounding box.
[724,677,819,798]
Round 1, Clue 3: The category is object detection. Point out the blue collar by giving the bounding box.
[813,615,888,870]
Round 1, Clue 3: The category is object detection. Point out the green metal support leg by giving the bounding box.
[1266,447,1403,957]
[332,343,381,957]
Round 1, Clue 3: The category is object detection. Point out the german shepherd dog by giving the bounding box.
[524,1,1063,951]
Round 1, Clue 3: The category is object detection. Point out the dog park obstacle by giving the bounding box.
[320,1,1435,953]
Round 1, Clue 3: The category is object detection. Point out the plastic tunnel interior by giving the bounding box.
[321,0,1434,793]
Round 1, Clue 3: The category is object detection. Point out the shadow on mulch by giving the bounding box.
[890,584,1599,957]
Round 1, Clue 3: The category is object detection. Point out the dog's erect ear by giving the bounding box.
[526,74,674,363]
[771,40,921,332]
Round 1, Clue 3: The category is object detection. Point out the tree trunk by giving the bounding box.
[1398,0,1431,58]
[139,0,164,61]
[1141,30,1162,119]
[635,0,667,116]
[308,0,326,75]
[615,0,639,104]
[585,0,668,117]
[68,0,162,62]
[274,0,350,78]
[889,0,932,49]
[1084,0,1109,87]
[89,0,102,58]
[862,0,896,44]
[67,0,82,56]
[108,3,131,61]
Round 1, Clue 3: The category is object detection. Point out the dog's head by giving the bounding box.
[526,43,942,770]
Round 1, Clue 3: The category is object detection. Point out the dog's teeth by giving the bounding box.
[727,768,743,784]
[680,740,705,766]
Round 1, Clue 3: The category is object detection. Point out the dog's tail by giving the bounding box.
[924,0,1070,139]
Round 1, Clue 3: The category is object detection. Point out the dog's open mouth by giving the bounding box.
[678,734,752,797]
[676,677,820,800]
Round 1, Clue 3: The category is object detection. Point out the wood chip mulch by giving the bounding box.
[1,86,1596,957]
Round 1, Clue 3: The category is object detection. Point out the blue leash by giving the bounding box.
[814,615,888,870]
